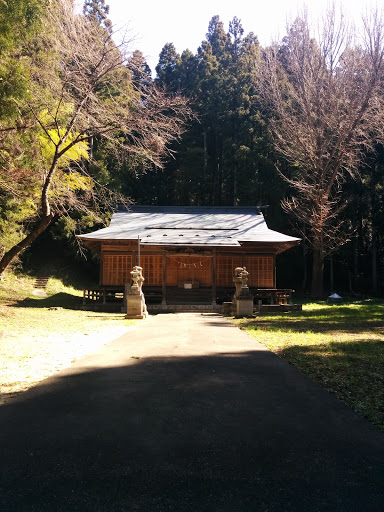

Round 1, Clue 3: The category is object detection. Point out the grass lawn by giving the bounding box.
[0,272,135,403]
[233,301,384,431]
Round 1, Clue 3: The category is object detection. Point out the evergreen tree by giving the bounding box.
[83,0,112,33]
[155,43,181,91]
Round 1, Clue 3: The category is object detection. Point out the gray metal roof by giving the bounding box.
[78,206,300,247]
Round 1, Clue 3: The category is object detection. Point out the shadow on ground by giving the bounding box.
[0,350,383,512]
[278,339,384,430]
[16,292,82,309]
[242,304,384,334]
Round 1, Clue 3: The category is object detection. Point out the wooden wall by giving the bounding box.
[101,245,274,288]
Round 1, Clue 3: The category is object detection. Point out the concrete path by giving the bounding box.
[0,313,383,512]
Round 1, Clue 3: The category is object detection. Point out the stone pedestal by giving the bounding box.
[126,294,147,319]
[236,295,254,317]
[221,301,233,315]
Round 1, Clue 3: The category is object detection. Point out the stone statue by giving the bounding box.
[233,266,253,317]
[130,266,145,295]
[233,266,244,300]
[240,267,249,290]
[125,266,148,319]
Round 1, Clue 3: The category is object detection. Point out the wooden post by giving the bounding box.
[273,254,276,289]
[211,250,216,305]
[138,235,140,267]
[162,253,167,305]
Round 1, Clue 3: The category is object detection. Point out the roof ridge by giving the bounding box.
[117,205,263,213]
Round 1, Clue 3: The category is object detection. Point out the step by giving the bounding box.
[34,276,50,289]
[147,304,221,313]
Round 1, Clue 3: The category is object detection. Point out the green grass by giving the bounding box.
[0,271,132,336]
[0,270,135,402]
[233,301,384,431]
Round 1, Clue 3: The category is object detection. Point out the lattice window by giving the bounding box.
[166,256,211,286]
[216,256,243,287]
[245,256,274,287]
[140,255,162,286]
[102,254,132,285]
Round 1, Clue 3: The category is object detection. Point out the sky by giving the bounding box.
[90,0,377,74]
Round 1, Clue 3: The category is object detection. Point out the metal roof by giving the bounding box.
[77,206,301,247]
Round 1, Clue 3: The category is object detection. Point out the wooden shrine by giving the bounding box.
[78,206,300,310]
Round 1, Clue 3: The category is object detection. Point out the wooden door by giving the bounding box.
[166,256,211,286]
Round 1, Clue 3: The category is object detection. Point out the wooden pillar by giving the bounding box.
[211,250,216,305]
[162,253,167,305]
[99,251,103,286]
[273,254,276,288]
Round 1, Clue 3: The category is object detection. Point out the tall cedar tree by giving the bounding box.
[149,16,274,208]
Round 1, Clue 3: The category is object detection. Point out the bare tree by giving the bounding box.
[0,0,191,275]
[259,7,384,297]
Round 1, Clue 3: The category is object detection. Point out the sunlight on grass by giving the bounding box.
[0,271,136,403]
[234,301,384,431]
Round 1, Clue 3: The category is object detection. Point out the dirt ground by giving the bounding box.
[0,324,135,404]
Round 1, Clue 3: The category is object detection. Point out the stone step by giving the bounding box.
[34,276,50,289]
[147,304,220,313]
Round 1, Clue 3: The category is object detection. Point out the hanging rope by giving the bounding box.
[168,257,208,269]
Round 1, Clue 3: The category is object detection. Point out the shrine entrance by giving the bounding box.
[165,255,211,287]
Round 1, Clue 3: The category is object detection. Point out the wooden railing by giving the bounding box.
[83,287,124,304]
[82,286,295,306]
[252,288,293,305]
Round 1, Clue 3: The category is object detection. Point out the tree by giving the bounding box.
[83,0,112,33]
[155,43,181,91]
[259,8,384,297]
[145,16,274,209]
[0,0,190,276]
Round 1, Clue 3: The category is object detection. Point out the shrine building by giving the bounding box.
[78,205,300,310]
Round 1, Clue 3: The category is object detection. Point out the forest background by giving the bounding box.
[1,0,383,298]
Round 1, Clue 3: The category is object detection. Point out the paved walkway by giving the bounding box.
[0,313,383,512]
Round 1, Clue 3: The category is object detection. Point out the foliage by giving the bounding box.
[2,4,384,297]
[138,15,280,210]
[258,9,384,296]
[0,0,191,275]
[235,301,384,431]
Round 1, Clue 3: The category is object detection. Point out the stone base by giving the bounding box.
[221,302,233,315]
[126,294,148,319]
[236,298,254,317]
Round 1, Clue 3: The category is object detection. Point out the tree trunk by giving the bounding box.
[372,225,378,295]
[311,247,325,298]
[329,255,334,293]
[371,185,378,295]
[353,233,358,292]
[0,214,55,276]
[233,163,237,206]
[301,225,307,292]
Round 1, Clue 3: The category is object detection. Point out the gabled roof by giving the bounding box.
[78,206,300,251]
